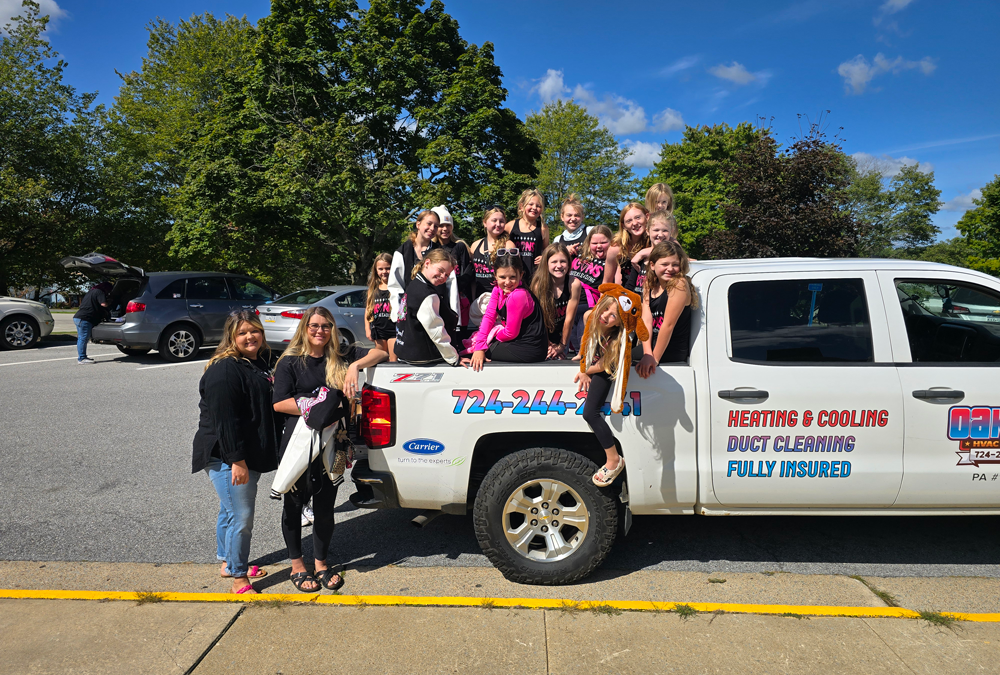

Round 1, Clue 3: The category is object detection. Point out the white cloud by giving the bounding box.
[572,85,649,134]
[652,108,684,132]
[837,52,936,94]
[532,69,569,103]
[942,189,982,212]
[0,0,66,32]
[709,62,757,85]
[624,141,662,168]
[852,152,933,176]
[660,56,699,77]
[880,0,915,15]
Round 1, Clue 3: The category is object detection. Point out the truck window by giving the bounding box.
[895,280,1000,363]
[728,278,873,363]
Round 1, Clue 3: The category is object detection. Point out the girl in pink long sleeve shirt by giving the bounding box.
[466,251,547,371]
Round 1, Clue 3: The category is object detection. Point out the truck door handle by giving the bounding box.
[718,390,769,401]
[242,304,254,309]
[189,303,204,308]
[912,389,965,400]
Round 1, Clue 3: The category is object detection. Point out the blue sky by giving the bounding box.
[10,0,999,239]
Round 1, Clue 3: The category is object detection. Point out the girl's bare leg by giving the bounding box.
[387,337,397,362]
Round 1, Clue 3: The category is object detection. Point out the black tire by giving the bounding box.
[116,345,151,357]
[0,315,39,350]
[473,447,618,585]
[158,324,202,362]
[338,329,354,348]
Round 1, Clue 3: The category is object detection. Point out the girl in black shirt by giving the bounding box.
[192,310,279,595]
[636,241,697,377]
[365,253,396,360]
[395,248,461,366]
[505,189,549,283]
[531,243,582,360]
[273,306,387,592]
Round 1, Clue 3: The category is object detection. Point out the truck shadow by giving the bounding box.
[251,503,1000,579]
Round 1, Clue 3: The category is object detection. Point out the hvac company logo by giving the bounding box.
[948,406,1000,466]
[402,439,445,455]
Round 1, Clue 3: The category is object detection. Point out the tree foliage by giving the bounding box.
[0,1,107,293]
[957,174,1000,276]
[703,125,861,259]
[525,99,635,228]
[846,158,941,257]
[640,123,761,257]
[166,0,537,288]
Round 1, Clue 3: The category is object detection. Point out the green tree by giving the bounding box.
[704,125,861,259]
[525,100,635,228]
[167,0,537,288]
[957,174,1000,276]
[640,123,761,257]
[0,1,107,294]
[846,158,941,257]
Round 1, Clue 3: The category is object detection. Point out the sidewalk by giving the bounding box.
[1,562,998,674]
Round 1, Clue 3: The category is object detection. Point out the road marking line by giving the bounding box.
[0,589,997,622]
[0,355,117,367]
[136,360,205,370]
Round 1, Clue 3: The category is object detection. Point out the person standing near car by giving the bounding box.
[72,281,111,364]
[273,306,387,592]
[192,310,280,595]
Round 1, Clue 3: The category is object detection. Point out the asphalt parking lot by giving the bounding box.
[1,338,999,578]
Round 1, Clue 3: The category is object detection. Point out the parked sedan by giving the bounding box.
[259,286,373,349]
[0,297,55,349]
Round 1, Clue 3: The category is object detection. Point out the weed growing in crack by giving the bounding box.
[849,575,898,607]
[708,578,727,584]
[674,604,698,620]
[587,602,623,617]
[918,610,958,629]
[134,591,165,605]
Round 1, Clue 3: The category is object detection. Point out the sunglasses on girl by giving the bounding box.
[495,248,520,257]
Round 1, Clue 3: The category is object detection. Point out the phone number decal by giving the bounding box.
[450,389,642,417]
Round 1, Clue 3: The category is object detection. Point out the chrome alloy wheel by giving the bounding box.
[4,320,35,347]
[166,329,196,358]
[502,479,590,562]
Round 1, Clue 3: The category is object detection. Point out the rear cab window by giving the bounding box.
[894,280,1000,363]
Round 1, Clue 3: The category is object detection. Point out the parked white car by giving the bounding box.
[0,297,55,349]
[349,258,1000,585]
[258,286,374,349]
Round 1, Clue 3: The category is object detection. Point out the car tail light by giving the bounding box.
[361,386,395,449]
[951,304,970,314]
[125,301,146,313]
[255,308,260,315]
[281,310,304,319]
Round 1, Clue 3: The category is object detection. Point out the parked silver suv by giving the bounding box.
[60,254,277,362]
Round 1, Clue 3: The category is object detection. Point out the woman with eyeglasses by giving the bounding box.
[273,306,387,592]
[192,310,279,595]
[469,206,518,329]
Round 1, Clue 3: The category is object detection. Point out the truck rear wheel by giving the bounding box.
[473,447,618,585]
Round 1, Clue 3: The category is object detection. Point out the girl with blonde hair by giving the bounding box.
[395,248,462,366]
[551,193,592,258]
[365,253,396,361]
[645,182,674,215]
[470,205,518,327]
[273,307,388,592]
[623,210,678,293]
[192,310,279,595]
[505,188,549,282]
[389,209,458,325]
[604,202,650,293]
[636,241,697,377]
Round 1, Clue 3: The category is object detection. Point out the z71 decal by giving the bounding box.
[391,373,444,383]
[451,389,641,417]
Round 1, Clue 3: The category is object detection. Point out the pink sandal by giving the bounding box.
[232,584,257,595]
[222,565,267,579]
[593,456,625,487]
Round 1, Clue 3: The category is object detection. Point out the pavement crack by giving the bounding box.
[862,618,916,675]
[543,610,550,675]
[183,605,245,675]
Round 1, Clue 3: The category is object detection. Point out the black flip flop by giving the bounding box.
[290,571,319,593]
[316,568,344,591]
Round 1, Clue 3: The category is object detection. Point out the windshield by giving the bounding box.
[273,289,335,305]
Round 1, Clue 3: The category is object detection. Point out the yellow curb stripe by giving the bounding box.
[0,589,997,622]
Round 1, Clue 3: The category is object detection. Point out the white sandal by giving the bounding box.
[593,456,625,487]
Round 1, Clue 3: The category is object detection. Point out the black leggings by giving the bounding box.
[486,339,547,363]
[582,372,616,449]
[281,459,339,561]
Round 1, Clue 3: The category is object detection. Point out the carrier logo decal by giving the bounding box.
[391,373,444,383]
[949,406,1000,466]
[402,439,445,455]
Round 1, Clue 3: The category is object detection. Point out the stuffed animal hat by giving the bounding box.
[579,283,650,414]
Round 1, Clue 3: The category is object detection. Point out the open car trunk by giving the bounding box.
[60,253,146,320]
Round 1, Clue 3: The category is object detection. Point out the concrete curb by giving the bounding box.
[3,589,998,622]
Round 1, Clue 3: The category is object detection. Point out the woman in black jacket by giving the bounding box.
[192,310,279,595]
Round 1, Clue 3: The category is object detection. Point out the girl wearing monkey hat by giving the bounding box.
[573,284,649,487]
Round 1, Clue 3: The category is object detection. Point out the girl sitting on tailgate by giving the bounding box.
[623,210,677,294]
[636,241,697,377]
[394,248,462,367]
[531,243,582,360]
[469,206,519,327]
[505,188,549,283]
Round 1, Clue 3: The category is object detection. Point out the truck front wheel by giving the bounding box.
[473,447,618,585]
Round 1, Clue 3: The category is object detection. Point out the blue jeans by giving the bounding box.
[205,459,260,578]
[73,318,93,361]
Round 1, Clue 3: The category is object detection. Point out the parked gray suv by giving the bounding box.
[60,254,277,362]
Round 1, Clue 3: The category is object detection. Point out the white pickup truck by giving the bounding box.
[349,259,1000,584]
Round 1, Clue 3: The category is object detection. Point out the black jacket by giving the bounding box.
[395,273,460,365]
[192,356,280,473]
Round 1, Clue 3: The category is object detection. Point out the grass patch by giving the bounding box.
[587,602,623,617]
[780,612,808,620]
[673,603,698,620]
[917,610,957,628]
[849,575,898,607]
[134,591,165,605]
[761,571,776,576]
[250,596,293,611]
[479,598,497,611]
[708,578,727,584]
[558,600,583,615]
[353,597,369,611]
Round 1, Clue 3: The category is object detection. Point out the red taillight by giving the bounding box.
[361,387,395,449]
[255,308,260,315]
[281,310,304,319]
[951,304,970,314]
[125,301,146,313]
